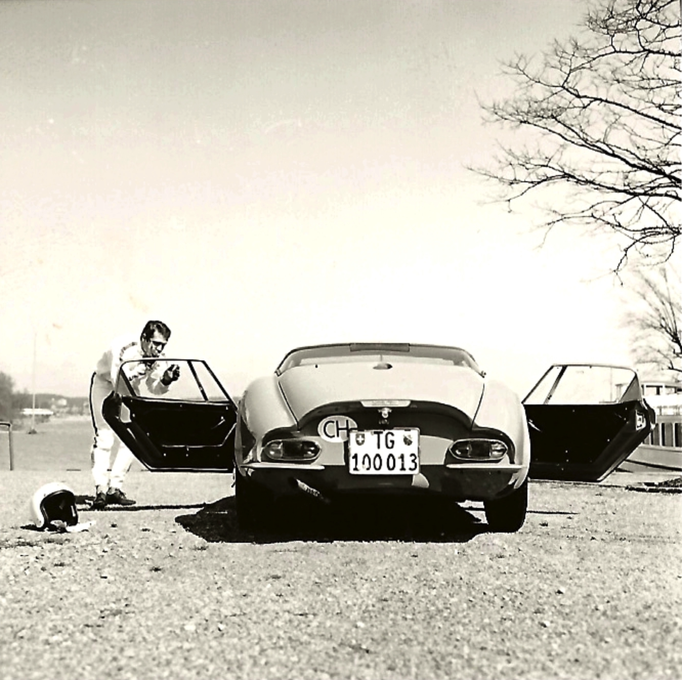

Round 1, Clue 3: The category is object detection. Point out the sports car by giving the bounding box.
[102,343,655,532]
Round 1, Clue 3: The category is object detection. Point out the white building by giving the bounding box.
[639,375,682,450]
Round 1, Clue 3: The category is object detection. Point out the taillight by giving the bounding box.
[262,439,321,461]
[448,439,508,461]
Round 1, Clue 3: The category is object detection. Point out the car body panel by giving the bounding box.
[473,377,531,488]
[241,375,297,435]
[524,364,655,482]
[278,362,485,425]
[239,463,524,502]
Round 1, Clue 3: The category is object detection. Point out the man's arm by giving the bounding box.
[110,340,144,386]
[144,362,181,395]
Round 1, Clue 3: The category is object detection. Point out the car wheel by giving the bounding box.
[484,480,528,532]
[235,471,273,531]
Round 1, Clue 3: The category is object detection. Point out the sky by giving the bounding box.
[0,0,665,399]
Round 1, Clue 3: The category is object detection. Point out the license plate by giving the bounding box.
[348,429,420,475]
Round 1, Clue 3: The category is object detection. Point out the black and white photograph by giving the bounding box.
[0,1,680,678]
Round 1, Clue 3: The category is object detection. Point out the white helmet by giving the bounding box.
[29,482,78,531]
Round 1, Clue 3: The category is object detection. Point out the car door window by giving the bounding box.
[524,365,639,405]
[121,359,230,402]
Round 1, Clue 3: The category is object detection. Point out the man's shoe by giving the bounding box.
[106,488,136,506]
[91,491,108,510]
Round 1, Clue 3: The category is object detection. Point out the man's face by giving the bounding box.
[141,331,168,358]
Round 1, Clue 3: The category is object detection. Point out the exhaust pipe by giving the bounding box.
[293,478,330,504]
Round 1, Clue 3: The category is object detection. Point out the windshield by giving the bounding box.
[277,343,482,374]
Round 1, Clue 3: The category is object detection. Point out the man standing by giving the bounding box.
[89,320,180,509]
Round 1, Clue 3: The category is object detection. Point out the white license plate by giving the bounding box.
[348,429,420,475]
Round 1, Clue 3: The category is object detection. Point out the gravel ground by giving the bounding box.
[0,470,680,680]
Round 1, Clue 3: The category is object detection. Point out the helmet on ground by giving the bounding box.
[29,482,78,531]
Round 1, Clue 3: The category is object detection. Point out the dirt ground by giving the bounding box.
[1,417,680,680]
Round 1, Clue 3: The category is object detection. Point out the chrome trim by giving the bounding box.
[243,462,525,472]
[244,462,326,470]
[361,399,411,408]
[445,463,525,471]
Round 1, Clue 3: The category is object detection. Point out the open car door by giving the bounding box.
[102,359,237,472]
[523,364,655,482]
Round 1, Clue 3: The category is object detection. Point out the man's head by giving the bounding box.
[140,320,171,358]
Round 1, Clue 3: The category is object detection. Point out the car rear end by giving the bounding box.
[237,350,529,508]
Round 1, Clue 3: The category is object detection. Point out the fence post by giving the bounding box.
[0,422,13,471]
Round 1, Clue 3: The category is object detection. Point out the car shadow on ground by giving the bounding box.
[176,495,491,544]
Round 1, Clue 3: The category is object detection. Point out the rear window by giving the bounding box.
[277,344,481,373]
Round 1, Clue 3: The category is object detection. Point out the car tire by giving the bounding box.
[235,471,273,531]
[484,480,528,532]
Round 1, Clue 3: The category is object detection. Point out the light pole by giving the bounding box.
[28,330,37,434]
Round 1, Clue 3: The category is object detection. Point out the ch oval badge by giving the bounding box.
[317,415,358,443]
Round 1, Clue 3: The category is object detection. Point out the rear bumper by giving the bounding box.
[239,461,528,502]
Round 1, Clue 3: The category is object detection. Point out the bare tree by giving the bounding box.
[0,372,15,422]
[475,0,681,271]
[627,264,682,375]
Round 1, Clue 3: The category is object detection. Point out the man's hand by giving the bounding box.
[161,363,181,386]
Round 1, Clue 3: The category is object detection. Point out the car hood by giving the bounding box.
[278,362,485,422]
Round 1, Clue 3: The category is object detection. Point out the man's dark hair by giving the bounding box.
[141,320,171,341]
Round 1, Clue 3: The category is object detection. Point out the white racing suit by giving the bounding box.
[89,336,171,493]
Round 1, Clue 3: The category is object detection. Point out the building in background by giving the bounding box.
[620,373,682,474]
